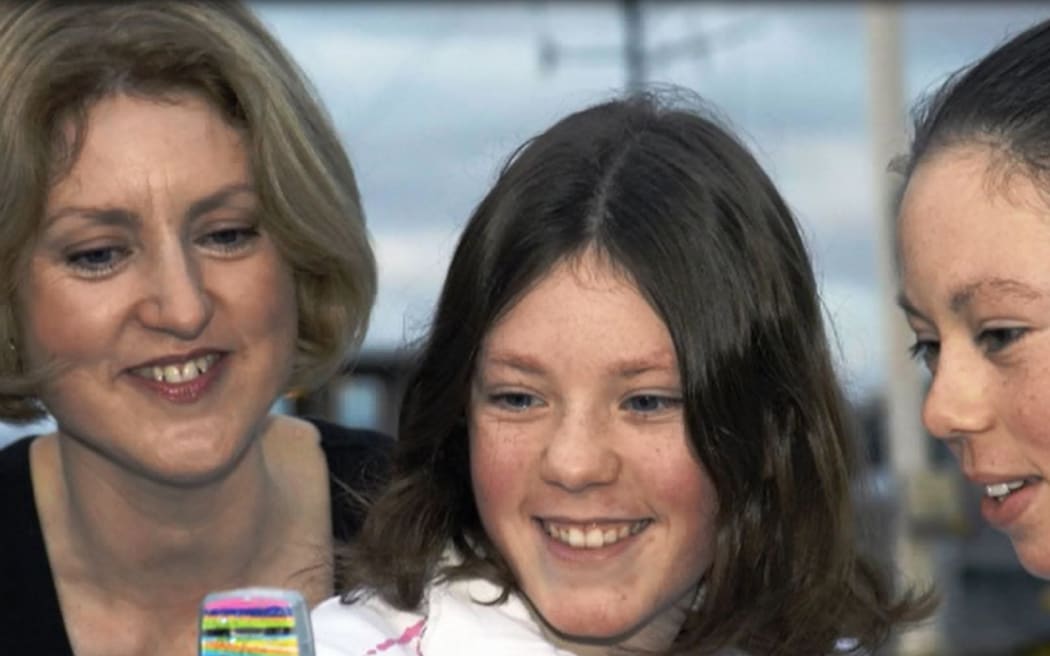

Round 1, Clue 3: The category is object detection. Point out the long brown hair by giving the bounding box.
[341,90,933,654]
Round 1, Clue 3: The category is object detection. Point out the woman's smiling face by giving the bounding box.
[19,92,298,485]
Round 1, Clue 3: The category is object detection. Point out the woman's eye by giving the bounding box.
[65,245,129,277]
[623,394,682,414]
[198,226,260,253]
[489,392,539,412]
[907,339,939,372]
[978,327,1027,354]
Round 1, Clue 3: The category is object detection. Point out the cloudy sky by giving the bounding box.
[251,1,1050,394]
[4,2,1049,444]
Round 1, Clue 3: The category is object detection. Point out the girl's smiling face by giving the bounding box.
[469,251,717,646]
[899,145,1050,578]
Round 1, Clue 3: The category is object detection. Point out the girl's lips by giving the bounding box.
[538,518,651,549]
[980,480,1040,530]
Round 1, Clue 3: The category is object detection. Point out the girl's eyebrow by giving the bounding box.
[896,291,926,321]
[948,277,1042,313]
[482,352,545,376]
[898,277,1044,321]
[481,349,677,379]
[613,351,678,379]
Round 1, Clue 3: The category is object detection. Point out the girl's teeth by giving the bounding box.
[986,479,1029,501]
[545,520,649,549]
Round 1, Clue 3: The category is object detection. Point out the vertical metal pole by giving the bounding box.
[867,3,945,653]
[623,0,645,93]
[869,1,925,498]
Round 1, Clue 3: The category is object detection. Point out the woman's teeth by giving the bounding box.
[133,354,218,384]
[542,519,650,549]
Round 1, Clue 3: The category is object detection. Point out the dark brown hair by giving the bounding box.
[342,90,932,654]
[898,18,1050,187]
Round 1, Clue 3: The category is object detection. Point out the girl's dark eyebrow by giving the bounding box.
[896,292,925,320]
[898,277,1044,321]
[948,277,1042,313]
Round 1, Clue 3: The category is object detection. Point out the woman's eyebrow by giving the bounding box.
[43,205,139,230]
[185,182,256,220]
[43,182,256,230]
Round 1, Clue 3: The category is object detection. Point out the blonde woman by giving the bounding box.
[0,2,390,654]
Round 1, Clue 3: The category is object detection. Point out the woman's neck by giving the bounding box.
[31,416,330,605]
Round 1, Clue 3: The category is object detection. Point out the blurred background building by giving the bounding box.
[4,2,1050,653]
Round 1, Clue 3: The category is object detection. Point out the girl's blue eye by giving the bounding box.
[490,392,538,411]
[978,327,1027,354]
[624,394,682,414]
[907,339,939,371]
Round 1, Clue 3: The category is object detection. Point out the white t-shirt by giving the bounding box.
[312,576,575,656]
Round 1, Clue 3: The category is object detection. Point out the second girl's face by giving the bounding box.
[899,145,1050,578]
[469,251,717,643]
[19,92,298,486]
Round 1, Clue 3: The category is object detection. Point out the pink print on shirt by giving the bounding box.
[365,618,426,655]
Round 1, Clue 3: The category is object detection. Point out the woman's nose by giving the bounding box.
[134,244,213,339]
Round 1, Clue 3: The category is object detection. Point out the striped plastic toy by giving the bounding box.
[198,588,314,656]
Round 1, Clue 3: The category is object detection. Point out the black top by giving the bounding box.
[0,418,392,655]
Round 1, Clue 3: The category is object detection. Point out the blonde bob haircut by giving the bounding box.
[0,0,376,422]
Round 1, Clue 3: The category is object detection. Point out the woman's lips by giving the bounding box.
[126,352,227,404]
